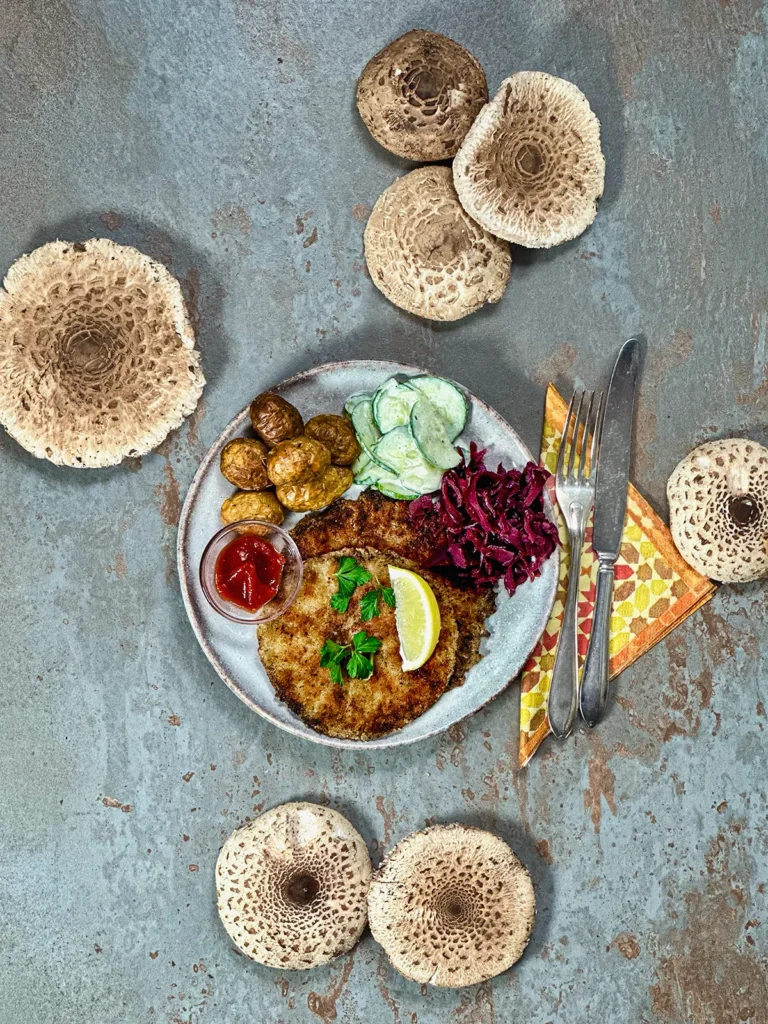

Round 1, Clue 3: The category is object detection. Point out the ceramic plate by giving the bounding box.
[178,360,558,749]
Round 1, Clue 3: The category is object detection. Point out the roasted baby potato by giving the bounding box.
[249,392,303,447]
[304,414,361,466]
[266,435,331,487]
[276,465,353,512]
[220,490,285,526]
[219,437,270,491]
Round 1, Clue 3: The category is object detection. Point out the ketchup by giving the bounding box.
[214,535,285,612]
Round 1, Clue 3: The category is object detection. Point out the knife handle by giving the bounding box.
[579,560,615,727]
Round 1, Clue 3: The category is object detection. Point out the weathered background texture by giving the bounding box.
[1,1,767,1021]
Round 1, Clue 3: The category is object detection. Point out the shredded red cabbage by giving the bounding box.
[410,443,559,596]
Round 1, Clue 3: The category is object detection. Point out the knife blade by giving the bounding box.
[579,338,642,727]
[592,338,642,558]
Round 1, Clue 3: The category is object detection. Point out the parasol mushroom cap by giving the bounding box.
[367,823,536,987]
[667,438,768,583]
[364,165,511,321]
[356,30,488,162]
[216,802,372,970]
[453,72,605,248]
[0,238,204,467]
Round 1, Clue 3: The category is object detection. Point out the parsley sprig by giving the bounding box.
[329,555,395,620]
[360,585,396,622]
[330,556,372,613]
[320,631,382,685]
[323,557,392,683]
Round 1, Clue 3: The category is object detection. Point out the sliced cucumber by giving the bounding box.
[399,463,444,495]
[349,398,383,464]
[404,375,468,441]
[352,449,372,482]
[362,461,420,500]
[375,479,419,500]
[373,425,432,475]
[362,458,438,498]
[372,378,419,433]
[410,396,462,471]
[346,376,461,499]
[372,426,445,494]
[344,391,373,417]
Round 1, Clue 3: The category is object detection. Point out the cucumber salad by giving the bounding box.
[345,375,468,499]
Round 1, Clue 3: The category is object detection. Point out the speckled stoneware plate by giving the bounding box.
[178,360,558,749]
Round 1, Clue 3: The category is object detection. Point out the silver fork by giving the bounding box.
[547,390,604,739]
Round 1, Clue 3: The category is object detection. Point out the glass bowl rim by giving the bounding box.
[199,518,303,624]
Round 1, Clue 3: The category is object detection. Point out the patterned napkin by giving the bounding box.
[518,385,717,767]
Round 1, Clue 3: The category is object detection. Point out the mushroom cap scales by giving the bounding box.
[0,238,204,467]
[367,824,535,987]
[364,166,511,321]
[453,72,605,249]
[667,438,768,583]
[216,802,372,970]
[357,30,487,162]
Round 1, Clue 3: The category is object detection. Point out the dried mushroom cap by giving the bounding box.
[216,802,372,970]
[368,824,535,987]
[667,438,768,583]
[364,166,511,321]
[0,238,204,467]
[453,72,605,248]
[356,30,487,161]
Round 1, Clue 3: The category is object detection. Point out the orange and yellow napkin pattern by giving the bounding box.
[519,385,716,767]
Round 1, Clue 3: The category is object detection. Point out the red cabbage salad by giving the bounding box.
[410,443,559,596]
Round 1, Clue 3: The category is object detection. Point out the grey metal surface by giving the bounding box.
[1,1,766,1022]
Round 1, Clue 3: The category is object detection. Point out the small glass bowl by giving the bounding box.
[199,520,303,624]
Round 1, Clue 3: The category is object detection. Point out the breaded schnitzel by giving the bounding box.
[293,491,496,687]
[258,549,459,740]
[258,493,497,740]
[292,489,434,563]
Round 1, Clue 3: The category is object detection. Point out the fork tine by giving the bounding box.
[567,391,585,480]
[557,392,577,482]
[589,391,604,479]
[578,391,595,483]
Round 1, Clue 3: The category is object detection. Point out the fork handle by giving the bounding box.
[579,559,615,727]
[547,526,583,739]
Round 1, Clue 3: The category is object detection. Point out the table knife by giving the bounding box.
[579,338,642,727]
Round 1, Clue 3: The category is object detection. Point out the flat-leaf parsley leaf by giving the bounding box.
[347,651,373,679]
[359,585,397,621]
[352,630,382,655]
[359,590,381,621]
[319,630,382,685]
[330,556,372,613]
[330,592,351,614]
[319,638,348,685]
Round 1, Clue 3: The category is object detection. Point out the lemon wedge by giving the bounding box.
[387,565,441,672]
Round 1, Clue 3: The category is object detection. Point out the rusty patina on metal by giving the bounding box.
[0,0,766,1022]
